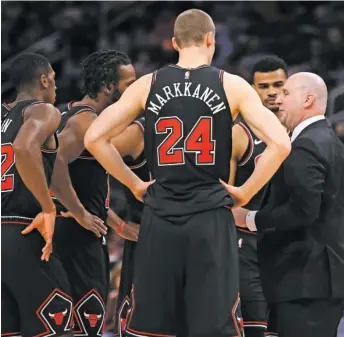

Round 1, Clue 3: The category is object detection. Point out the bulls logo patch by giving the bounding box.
[74,289,105,336]
[38,289,73,337]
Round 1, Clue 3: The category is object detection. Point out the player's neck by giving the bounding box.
[15,89,43,103]
[177,47,210,69]
[77,96,107,115]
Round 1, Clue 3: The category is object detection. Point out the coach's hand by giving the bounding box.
[132,179,156,202]
[22,208,56,262]
[60,210,108,237]
[219,179,251,207]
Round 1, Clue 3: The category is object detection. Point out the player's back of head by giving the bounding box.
[251,55,288,84]
[81,49,132,99]
[10,52,51,90]
[173,9,215,48]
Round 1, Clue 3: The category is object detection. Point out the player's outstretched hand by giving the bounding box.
[132,179,156,202]
[219,179,250,208]
[60,210,107,237]
[116,222,140,242]
[22,209,56,262]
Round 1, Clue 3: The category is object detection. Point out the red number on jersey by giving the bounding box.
[185,117,215,164]
[1,143,15,192]
[156,117,215,166]
[156,117,184,165]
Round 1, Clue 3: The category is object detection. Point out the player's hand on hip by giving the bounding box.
[22,208,56,262]
[61,210,107,237]
[232,208,249,228]
[219,179,250,208]
[117,222,140,242]
[132,179,156,202]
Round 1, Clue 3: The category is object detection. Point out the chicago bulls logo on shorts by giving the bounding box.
[117,296,131,337]
[73,289,105,336]
[38,289,73,337]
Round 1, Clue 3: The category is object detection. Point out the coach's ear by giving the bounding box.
[172,37,180,52]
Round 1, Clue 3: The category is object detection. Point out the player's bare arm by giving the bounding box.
[228,124,249,185]
[222,73,291,206]
[110,122,144,160]
[85,74,153,201]
[14,103,60,260]
[50,111,107,237]
[13,103,59,213]
[106,122,145,241]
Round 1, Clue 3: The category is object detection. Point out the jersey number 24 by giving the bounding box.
[156,116,215,166]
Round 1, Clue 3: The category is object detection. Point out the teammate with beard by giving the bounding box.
[2,52,73,337]
[50,50,136,337]
[230,55,288,337]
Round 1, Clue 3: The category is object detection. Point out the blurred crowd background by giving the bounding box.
[2,1,344,335]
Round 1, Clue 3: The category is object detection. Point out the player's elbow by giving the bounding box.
[13,138,33,156]
[84,129,98,152]
[273,134,291,159]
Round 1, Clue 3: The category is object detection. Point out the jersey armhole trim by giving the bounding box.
[237,122,254,167]
[219,69,224,83]
[2,103,11,111]
[133,120,144,133]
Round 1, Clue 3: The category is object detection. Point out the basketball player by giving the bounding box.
[50,50,136,337]
[1,52,73,337]
[85,9,291,337]
[109,116,148,337]
[230,55,288,337]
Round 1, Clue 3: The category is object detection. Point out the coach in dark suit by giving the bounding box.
[233,72,344,337]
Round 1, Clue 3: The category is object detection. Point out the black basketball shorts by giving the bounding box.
[54,217,110,337]
[1,221,73,337]
[237,229,268,336]
[114,239,137,337]
[125,206,244,337]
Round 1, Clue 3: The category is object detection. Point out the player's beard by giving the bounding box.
[111,89,121,103]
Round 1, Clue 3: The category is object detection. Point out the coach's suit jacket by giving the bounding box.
[255,118,344,303]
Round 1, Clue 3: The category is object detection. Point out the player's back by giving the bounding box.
[54,102,109,221]
[1,100,57,223]
[144,65,233,219]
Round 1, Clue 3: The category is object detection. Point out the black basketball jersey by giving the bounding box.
[144,65,233,219]
[123,117,149,224]
[1,100,57,223]
[53,102,109,221]
[234,120,267,210]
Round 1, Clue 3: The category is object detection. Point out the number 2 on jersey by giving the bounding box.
[156,117,215,166]
[1,143,15,192]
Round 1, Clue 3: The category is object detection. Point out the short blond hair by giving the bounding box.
[174,9,215,48]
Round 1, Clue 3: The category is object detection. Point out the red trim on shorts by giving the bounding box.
[34,288,73,337]
[1,332,22,337]
[125,286,175,337]
[73,289,105,335]
[1,221,31,226]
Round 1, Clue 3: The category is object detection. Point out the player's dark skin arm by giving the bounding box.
[106,123,145,242]
[50,111,107,237]
[13,104,59,213]
[13,104,60,261]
